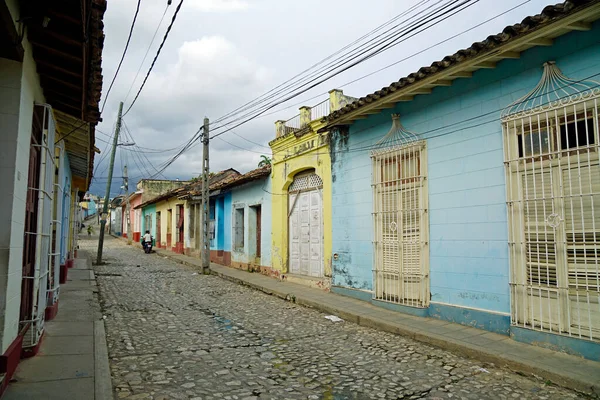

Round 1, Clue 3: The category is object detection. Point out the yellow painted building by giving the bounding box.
[269,89,356,288]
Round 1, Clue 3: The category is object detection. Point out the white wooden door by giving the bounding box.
[288,173,324,277]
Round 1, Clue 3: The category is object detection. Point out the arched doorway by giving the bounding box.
[288,170,324,277]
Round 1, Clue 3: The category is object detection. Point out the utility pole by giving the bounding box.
[124,165,132,245]
[201,117,210,274]
[97,101,123,264]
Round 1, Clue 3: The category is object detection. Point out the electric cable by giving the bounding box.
[209,0,479,138]
[124,0,185,116]
[212,0,433,125]
[101,0,142,113]
[124,3,171,104]
[211,0,457,129]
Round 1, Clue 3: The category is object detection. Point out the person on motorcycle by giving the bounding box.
[143,230,152,251]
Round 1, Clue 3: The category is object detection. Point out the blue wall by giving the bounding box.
[330,22,600,320]
[60,153,72,265]
[142,204,156,238]
[230,178,272,267]
[211,192,232,251]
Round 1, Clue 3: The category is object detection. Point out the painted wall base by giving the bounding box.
[21,331,44,358]
[332,286,600,360]
[284,274,331,291]
[231,260,265,273]
[210,250,231,266]
[60,264,68,284]
[45,300,59,321]
[511,326,600,362]
[429,303,510,335]
[0,327,26,397]
[332,286,508,329]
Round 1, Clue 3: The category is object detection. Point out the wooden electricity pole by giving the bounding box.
[97,101,123,264]
[124,165,132,245]
[201,117,210,274]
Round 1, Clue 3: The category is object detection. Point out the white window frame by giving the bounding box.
[233,205,245,252]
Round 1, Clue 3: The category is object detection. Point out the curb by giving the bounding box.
[79,249,114,400]
[151,247,600,397]
[94,320,113,400]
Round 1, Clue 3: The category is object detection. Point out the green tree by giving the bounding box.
[258,155,271,167]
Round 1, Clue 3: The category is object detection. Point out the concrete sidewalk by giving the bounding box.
[3,251,112,400]
[153,247,600,397]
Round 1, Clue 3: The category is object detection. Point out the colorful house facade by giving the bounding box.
[0,0,105,394]
[269,90,355,287]
[214,166,272,272]
[135,170,239,255]
[121,191,143,242]
[322,0,600,360]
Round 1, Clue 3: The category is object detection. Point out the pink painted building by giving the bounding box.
[121,192,143,242]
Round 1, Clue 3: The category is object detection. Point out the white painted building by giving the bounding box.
[0,0,106,394]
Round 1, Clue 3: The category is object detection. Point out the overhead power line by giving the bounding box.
[211,0,432,126]
[124,4,171,104]
[124,0,185,116]
[144,0,480,177]
[210,0,473,132]
[228,0,532,124]
[209,0,479,139]
[101,0,142,113]
[212,71,600,160]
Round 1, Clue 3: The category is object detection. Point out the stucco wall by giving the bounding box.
[330,22,600,315]
[141,204,156,238]
[270,131,332,275]
[210,193,232,252]
[230,179,272,267]
[0,10,46,352]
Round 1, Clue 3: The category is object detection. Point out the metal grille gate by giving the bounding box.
[503,62,600,341]
[371,115,429,307]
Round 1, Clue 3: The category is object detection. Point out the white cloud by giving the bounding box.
[187,0,249,12]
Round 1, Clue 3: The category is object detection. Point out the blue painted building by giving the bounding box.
[325,2,600,360]
[209,192,233,266]
[228,166,272,271]
[142,203,157,238]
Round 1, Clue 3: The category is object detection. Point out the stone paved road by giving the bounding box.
[81,235,584,400]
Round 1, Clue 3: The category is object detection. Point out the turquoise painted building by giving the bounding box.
[209,192,233,266]
[142,203,157,238]
[326,3,600,360]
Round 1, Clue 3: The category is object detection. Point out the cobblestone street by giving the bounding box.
[81,236,584,400]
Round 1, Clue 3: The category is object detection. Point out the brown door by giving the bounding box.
[177,205,184,244]
[256,205,261,259]
[166,209,172,248]
[156,212,161,247]
[21,108,43,323]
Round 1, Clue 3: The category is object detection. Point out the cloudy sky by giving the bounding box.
[91,0,553,197]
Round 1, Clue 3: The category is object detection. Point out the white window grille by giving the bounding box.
[503,61,600,342]
[371,115,429,307]
[288,172,323,192]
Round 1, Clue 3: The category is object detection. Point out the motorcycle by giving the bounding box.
[143,238,153,254]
